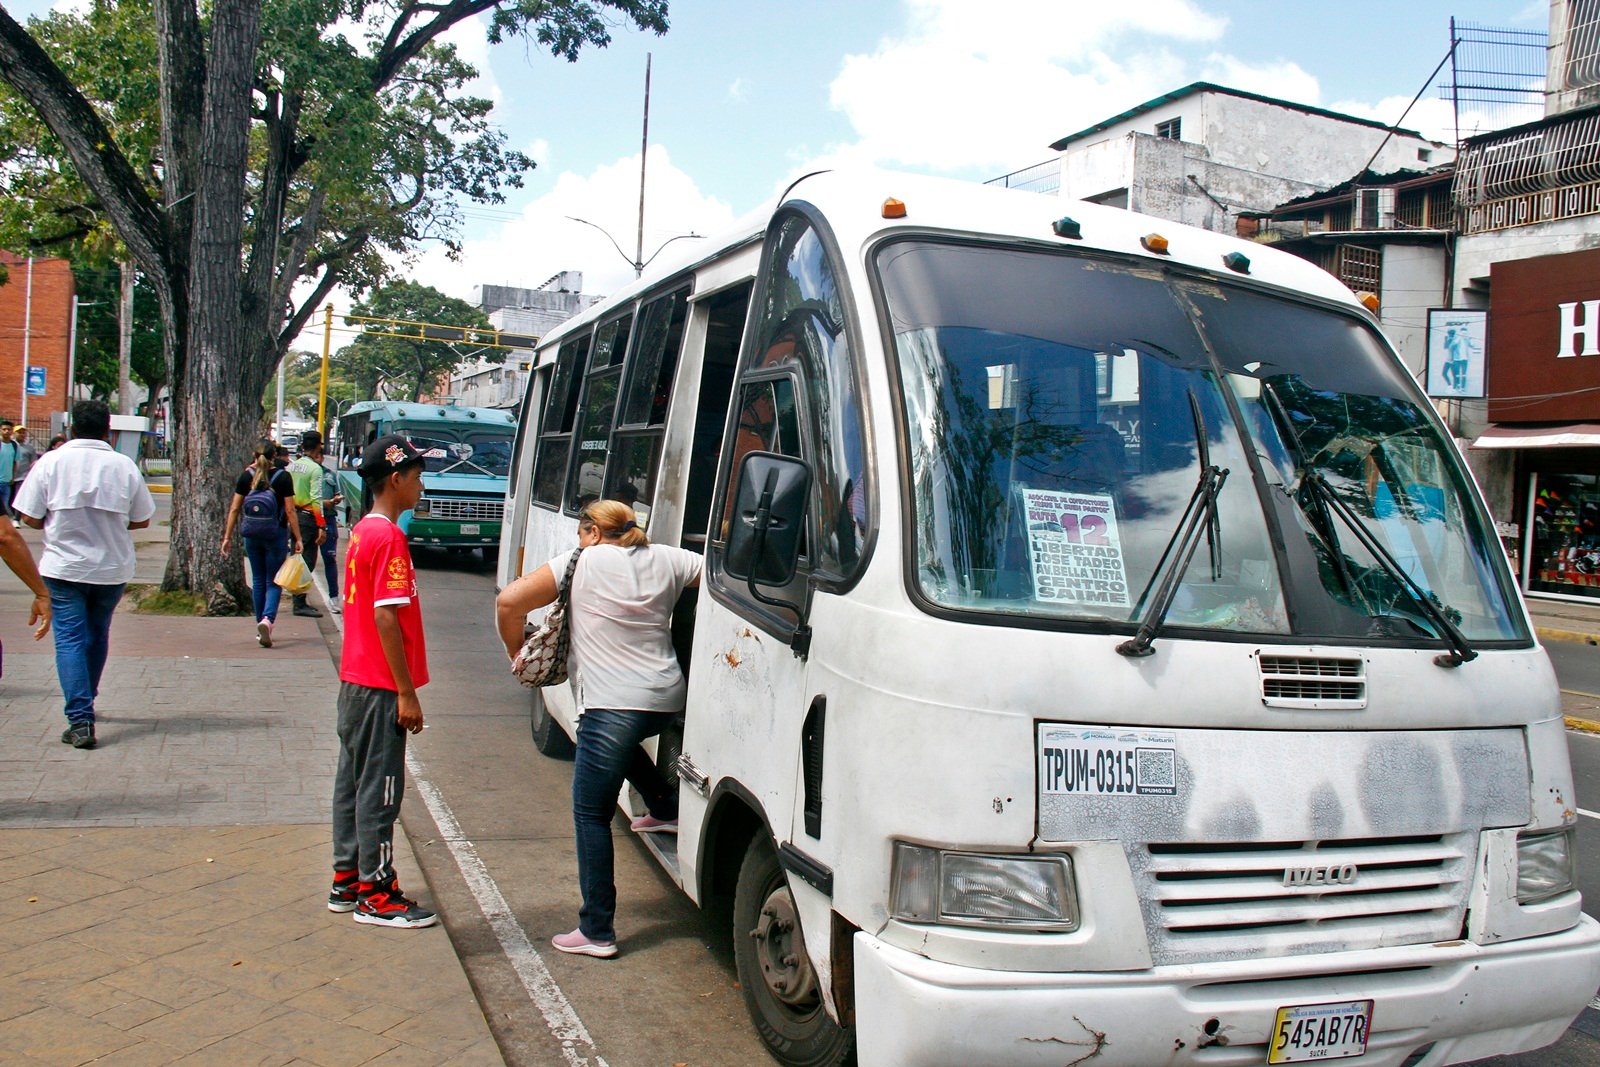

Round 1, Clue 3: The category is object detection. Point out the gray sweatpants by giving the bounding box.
[332,681,408,884]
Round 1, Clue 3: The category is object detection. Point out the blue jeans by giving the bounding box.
[243,532,288,623]
[45,578,125,726]
[320,522,339,597]
[572,708,678,942]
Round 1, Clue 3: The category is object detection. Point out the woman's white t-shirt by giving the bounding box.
[545,543,703,713]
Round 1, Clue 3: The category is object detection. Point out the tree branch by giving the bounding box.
[0,4,167,278]
[372,0,501,91]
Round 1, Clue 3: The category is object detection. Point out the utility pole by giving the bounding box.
[635,52,651,278]
[19,257,33,428]
[118,260,134,414]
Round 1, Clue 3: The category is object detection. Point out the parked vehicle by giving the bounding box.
[499,169,1600,1067]
[337,400,515,554]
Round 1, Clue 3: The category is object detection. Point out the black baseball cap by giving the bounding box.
[358,434,425,479]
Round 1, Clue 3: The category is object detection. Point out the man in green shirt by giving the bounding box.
[287,430,328,618]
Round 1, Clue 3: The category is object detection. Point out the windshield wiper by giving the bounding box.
[1304,471,1476,668]
[1118,464,1229,658]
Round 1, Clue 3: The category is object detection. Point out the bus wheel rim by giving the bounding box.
[749,883,818,1008]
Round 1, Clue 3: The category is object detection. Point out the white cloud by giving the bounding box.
[406,145,736,303]
[1197,54,1321,105]
[825,0,1232,173]
[727,77,748,102]
[525,138,551,167]
[1329,91,1544,145]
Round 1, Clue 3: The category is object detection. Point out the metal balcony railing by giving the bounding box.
[1454,111,1600,203]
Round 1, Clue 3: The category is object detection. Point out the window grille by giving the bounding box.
[1336,245,1382,293]
[1566,0,1600,89]
[1155,117,1181,140]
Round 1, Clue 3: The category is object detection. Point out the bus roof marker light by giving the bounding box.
[882,197,907,219]
[1357,291,1381,312]
[1141,233,1171,255]
[1222,251,1251,274]
[1051,216,1083,240]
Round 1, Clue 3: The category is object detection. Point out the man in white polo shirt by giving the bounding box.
[14,401,155,750]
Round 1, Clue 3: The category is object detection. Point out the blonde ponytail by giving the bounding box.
[580,499,649,547]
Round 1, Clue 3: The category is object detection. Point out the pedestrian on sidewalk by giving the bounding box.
[10,425,37,519]
[0,420,17,517]
[328,434,437,929]
[14,401,156,750]
[319,458,344,614]
[221,441,298,648]
[287,431,328,619]
[0,513,52,639]
[495,499,701,958]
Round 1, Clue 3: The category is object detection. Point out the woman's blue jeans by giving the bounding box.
[243,532,288,623]
[320,522,339,596]
[44,578,124,726]
[572,708,679,942]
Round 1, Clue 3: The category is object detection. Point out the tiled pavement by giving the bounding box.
[0,526,506,1067]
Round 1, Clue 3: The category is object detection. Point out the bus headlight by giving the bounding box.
[1517,828,1575,903]
[412,497,431,516]
[890,843,1078,930]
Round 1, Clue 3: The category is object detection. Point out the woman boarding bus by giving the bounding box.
[500,170,1600,1067]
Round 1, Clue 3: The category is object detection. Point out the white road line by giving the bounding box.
[315,570,609,1067]
[408,751,609,1067]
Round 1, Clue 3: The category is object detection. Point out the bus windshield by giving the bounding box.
[881,239,1524,644]
[394,425,514,478]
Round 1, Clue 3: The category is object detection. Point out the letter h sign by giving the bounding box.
[1557,301,1600,358]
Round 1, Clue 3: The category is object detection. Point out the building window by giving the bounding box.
[1155,117,1181,140]
[1417,148,1432,162]
[1335,245,1382,294]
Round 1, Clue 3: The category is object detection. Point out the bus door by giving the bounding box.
[686,210,873,1014]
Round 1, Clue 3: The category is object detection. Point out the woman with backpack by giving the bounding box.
[221,441,302,647]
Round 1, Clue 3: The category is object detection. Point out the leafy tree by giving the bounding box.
[70,264,164,404]
[0,0,667,612]
[337,280,497,403]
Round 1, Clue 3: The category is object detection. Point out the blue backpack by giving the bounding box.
[239,481,280,538]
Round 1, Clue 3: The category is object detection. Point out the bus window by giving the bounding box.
[682,283,752,547]
[531,336,589,507]
[743,212,871,580]
[605,288,691,514]
[566,313,633,512]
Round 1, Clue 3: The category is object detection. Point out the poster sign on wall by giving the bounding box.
[1426,308,1488,398]
[1021,489,1129,607]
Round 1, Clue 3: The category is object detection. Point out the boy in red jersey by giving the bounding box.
[327,435,436,928]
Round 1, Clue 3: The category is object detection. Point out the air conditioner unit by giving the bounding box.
[1355,187,1396,229]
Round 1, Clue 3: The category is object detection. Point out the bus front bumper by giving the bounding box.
[853,916,1600,1067]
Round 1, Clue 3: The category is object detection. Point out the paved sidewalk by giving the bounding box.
[0,525,505,1067]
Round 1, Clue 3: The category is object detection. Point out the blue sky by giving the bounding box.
[17,0,1554,308]
[421,0,1551,300]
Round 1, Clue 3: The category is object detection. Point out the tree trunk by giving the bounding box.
[159,0,262,612]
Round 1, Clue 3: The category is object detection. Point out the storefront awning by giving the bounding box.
[1470,423,1600,449]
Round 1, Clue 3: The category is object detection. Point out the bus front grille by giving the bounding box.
[425,497,504,522]
[1136,834,1472,965]
[1259,654,1366,708]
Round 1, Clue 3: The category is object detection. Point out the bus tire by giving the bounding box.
[733,837,854,1067]
[529,689,575,760]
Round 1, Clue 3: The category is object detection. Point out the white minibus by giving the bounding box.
[499,169,1600,1067]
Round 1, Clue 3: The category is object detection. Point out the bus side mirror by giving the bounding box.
[725,451,810,586]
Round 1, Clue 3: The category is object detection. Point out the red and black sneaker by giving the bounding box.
[354,879,438,929]
[327,869,359,913]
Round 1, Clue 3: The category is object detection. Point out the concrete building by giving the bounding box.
[1049,82,1453,235]
[1449,0,1600,604]
[1252,168,1456,379]
[0,251,74,431]
[449,271,599,409]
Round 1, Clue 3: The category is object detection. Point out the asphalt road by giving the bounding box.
[393,553,1600,1067]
